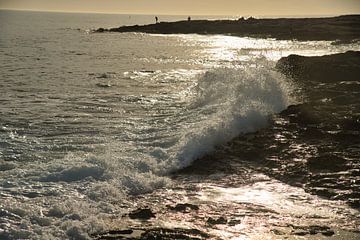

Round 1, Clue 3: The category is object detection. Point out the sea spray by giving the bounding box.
[171,67,294,169]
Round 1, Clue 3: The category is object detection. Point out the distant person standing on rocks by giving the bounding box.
[155,16,158,24]
[188,16,191,21]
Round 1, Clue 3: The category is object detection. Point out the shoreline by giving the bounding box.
[95,15,360,43]
[93,51,360,239]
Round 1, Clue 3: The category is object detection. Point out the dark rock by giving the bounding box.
[322,230,335,236]
[140,227,210,240]
[227,219,241,226]
[280,104,322,125]
[0,162,16,171]
[293,230,308,236]
[96,28,105,32]
[107,229,133,235]
[341,117,360,131]
[64,213,82,220]
[311,187,337,198]
[91,229,134,239]
[22,191,42,198]
[271,229,285,235]
[291,225,334,236]
[95,15,360,42]
[0,209,21,220]
[167,203,199,212]
[47,206,66,218]
[207,217,227,225]
[307,154,347,171]
[30,216,52,226]
[349,199,360,209]
[277,51,360,83]
[128,208,155,220]
[66,225,89,240]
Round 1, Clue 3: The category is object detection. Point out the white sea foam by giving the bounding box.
[44,65,294,198]
[171,66,294,169]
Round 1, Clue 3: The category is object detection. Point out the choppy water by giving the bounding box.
[0,10,359,239]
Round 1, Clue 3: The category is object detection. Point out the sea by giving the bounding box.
[0,10,359,239]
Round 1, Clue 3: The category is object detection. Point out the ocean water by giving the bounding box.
[0,10,359,239]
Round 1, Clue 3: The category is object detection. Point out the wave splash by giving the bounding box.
[37,66,294,196]
[172,67,294,169]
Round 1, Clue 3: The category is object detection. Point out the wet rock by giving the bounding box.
[140,228,210,240]
[271,229,285,235]
[277,51,360,82]
[207,217,227,225]
[350,169,360,177]
[310,187,337,198]
[341,117,360,131]
[322,229,335,236]
[66,225,89,240]
[227,219,241,226]
[128,208,155,220]
[107,229,133,235]
[0,209,21,221]
[293,230,308,236]
[92,229,134,239]
[30,216,52,226]
[22,191,42,198]
[96,28,105,32]
[64,213,82,221]
[280,104,322,125]
[47,206,66,218]
[349,199,360,209]
[291,225,335,236]
[167,203,199,212]
[0,161,16,171]
[307,154,347,171]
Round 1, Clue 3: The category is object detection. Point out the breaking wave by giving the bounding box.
[171,66,294,169]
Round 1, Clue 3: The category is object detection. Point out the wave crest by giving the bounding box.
[172,67,294,169]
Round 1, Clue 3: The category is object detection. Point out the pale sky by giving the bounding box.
[0,0,359,16]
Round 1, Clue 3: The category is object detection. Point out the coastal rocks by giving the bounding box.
[0,209,21,221]
[94,228,210,240]
[94,15,360,42]
[140,228,210,240]
[307,154,347,171]
[206,216,227,225]
[276,51,360,83]
[128,208,155,220]
[290,225,335,237]
[167,203,199,212]
[0,161,16,171]
[280,104,322,125]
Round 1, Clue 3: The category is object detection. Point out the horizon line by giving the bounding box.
[1,8,358,18]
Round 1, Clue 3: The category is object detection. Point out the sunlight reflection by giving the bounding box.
[198,176,352,218]
[177,34,360,65]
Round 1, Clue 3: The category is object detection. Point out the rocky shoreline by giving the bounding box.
[276,51,360,82]
[86,49,360,239]
[95,15,360,42]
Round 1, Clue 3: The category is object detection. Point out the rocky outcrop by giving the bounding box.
[128,208,156,220]
[95,15,360,42]
[276,51,360,82]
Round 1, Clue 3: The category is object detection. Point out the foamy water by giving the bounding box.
[0,10,359,239]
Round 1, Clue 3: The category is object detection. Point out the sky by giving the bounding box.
[0,0,359,16]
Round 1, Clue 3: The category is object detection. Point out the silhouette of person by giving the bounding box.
[155,16,158,24]
[188,16,191,21]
